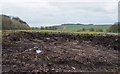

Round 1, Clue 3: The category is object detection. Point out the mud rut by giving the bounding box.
[2,32,120,72]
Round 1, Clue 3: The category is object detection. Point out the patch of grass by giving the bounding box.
[115,38,118,41]
[46,56,50,61]
[83,63,87,66]
[2,30,120,36]
[62,25,111,31]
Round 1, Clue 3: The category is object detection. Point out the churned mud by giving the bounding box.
[2,32,120,72]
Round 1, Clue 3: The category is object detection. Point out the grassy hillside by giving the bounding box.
[61,25,111,32]
[2,15,30,30]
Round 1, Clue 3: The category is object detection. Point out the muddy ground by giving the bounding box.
[2,32,120,73]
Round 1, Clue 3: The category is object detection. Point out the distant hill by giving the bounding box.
[62,23,94,25]
[62,23,85,25]
[1,14,30,30]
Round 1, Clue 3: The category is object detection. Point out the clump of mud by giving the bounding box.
[2,32,120,73]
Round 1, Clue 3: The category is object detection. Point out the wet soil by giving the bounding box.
[2,32,120,72]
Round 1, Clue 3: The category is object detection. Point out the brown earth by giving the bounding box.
[2,32,120,73]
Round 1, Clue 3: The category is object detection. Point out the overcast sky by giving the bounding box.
[0,0,119,27]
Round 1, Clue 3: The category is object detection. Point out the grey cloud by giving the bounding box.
[1,1,118,27]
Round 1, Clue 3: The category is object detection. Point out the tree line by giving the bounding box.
[2,14,30,30]
[31,26,58,30]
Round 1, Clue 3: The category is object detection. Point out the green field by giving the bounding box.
[61,25,112,32]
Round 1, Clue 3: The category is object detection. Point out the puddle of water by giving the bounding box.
[46,38,50,40]
[36,50,42,54]
[25,47,42,53]
[29,49,32,51]
[34,47,38,48]
[25,50,28,52]
[25,48,32,52]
